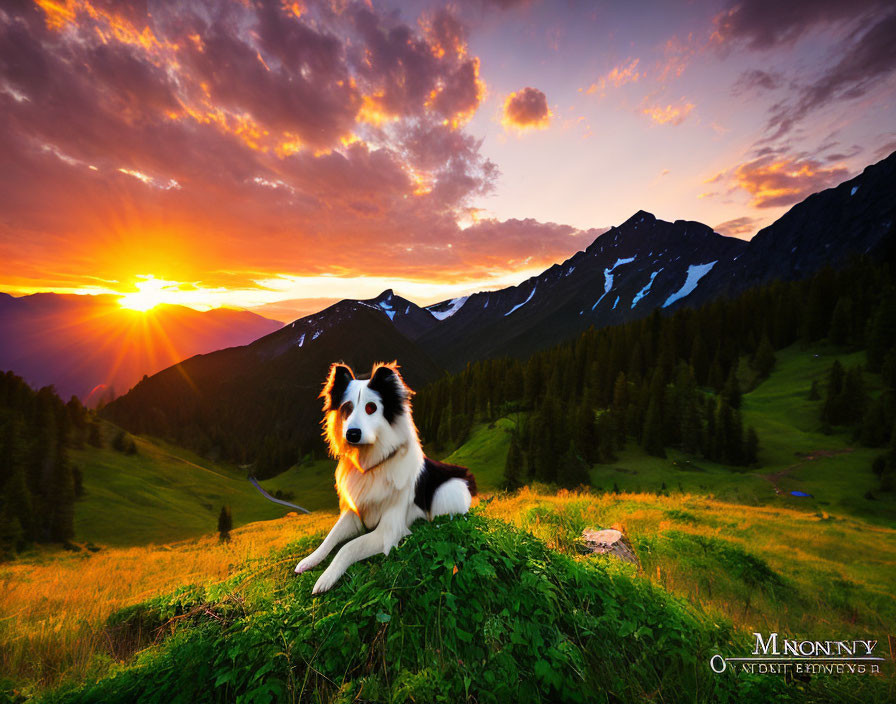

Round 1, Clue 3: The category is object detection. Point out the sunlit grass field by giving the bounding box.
[3,489,894,697]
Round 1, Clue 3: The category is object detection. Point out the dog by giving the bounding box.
[295,361,477,594]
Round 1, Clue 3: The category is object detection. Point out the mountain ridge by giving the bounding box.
[94,148,896,470]
[0,293,283,404]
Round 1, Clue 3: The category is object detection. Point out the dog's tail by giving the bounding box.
[248,476,311,514]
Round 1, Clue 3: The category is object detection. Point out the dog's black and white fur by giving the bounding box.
[295,362,477,593]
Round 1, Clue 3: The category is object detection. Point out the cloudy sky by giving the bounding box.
[2,0,895,319]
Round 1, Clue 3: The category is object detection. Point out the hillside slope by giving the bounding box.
[69,431,336,547]
[436,342,895,525]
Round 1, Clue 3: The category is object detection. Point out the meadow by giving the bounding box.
[2,489,894,701]
[2,340,894,700]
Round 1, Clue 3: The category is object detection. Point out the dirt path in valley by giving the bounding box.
[762,448,854,493]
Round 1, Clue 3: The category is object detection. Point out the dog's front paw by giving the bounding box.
[294,555,320,574]
[312,567,340,594]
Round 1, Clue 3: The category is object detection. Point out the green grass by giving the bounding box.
[441,415,520,491]
[434,343,896,526]
[71,429,337,547]
[45,512,879,704]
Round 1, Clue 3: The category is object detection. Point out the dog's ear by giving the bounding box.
[321,363,354,412]
[368,362,412,422]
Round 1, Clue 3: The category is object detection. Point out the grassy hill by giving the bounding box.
[444,343,896,526]
[69,427,337,547]
[3,491,893,701]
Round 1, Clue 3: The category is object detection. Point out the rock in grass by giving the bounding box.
[580,528,639,566]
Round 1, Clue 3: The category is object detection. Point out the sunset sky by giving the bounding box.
[2,0,895,321]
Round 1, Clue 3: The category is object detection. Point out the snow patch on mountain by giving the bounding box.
[662,261,718,308]
[505,285,537,316]
[592,256,636,310]
[428,296,469,320]
[377,298,396,320]
[631,269,663,308]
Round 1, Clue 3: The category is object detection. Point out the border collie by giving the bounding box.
[295,362,477,594]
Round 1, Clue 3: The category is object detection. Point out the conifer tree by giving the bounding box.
[828,297,852,345]
[558,442,590,489]
[808,380,820,401]
[642,398,666,458]
[218,505,233,542]
[867,295,896,371]
[744,427,759,466]
[753,334,776,378]
[722,366,742,410]
[503,436,524,490]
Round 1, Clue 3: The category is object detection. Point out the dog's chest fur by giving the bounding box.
[335,449,422,530]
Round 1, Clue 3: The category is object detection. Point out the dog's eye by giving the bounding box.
[340,402,353,418]
[365,402,377,415]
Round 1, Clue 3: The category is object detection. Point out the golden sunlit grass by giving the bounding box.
[0,511,336,689]
[487,488,896,637]
[3,489,895,693]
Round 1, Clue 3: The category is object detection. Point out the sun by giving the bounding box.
[118,275,169,312]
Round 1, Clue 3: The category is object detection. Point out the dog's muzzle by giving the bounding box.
[345,428,362,444]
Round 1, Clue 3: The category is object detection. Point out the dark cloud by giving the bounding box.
[714,0,887,50]
[502,87,551,130]
[761,10,896,141]
[824,144,863,162]
[731,68,783,95]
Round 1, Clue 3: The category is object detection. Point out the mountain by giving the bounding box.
[414,211,748,368]
[415,149,896,369]
[105,150,896,470]
[102,300,442,475]
[0,293,282,404]
[687,149,896,306]
[363,289,440,340]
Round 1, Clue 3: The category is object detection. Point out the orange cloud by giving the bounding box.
[502,87,551,131]
[655,34,696,83]
[2,0,508,301]
[732,156,850,208]
[713,216,763,239]
[584,58,641,96]
[641,98,695,125]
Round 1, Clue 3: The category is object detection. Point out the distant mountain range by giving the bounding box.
[98,148,894,469]
[0,294,282,404]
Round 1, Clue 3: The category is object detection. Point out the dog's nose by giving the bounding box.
[346,428,362,444]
